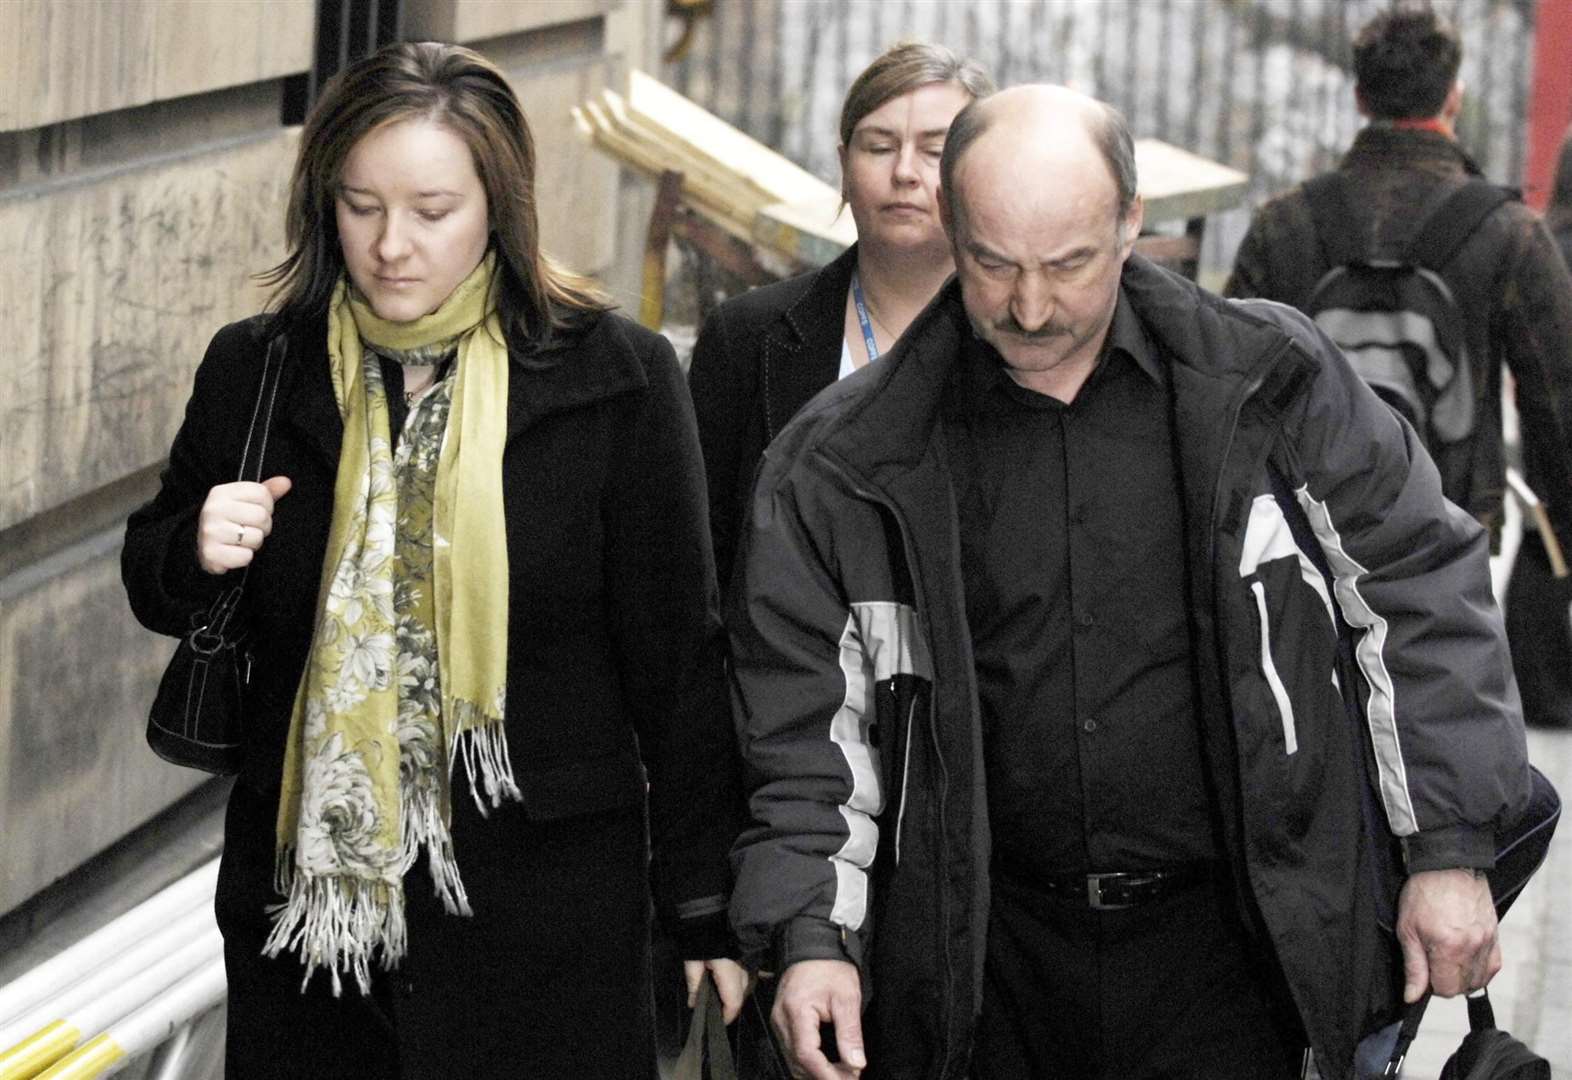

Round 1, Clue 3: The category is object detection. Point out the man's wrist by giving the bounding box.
[774,917,864,974]
[1402,826,1496,874]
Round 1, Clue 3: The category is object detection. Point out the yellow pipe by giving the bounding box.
[0,1021,80,1080]
[34,1035,123,1080]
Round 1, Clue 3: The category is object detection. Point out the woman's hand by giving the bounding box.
[196,476,293,574]
[683,957,752,1024]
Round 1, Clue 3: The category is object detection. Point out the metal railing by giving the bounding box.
[0,861,223,1080]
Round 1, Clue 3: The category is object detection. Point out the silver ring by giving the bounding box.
[237,527,246,546]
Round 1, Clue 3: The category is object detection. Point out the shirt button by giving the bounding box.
[1077,612,1095,628]
[1081,717,1098,734]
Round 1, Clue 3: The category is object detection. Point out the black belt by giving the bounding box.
[1035,863,1215,911]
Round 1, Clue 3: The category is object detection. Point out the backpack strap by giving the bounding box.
[1303,173,1367,267]
[1406,179,1514,272]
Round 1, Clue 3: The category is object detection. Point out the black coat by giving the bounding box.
[687,244,856,589]
[123,309,740,1077]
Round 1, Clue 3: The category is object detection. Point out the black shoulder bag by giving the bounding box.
[146,334,286,774]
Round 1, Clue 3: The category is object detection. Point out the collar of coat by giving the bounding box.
[271,308,650,467]
[759,243,859,440]
[1341,124,1483,179]
[805,254,1307,489]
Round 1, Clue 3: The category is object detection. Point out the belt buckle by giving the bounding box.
[1086,873,1136,911]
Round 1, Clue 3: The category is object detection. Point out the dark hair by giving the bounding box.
[260,41,607,344]
[838,40,994,150]
[940,92,1137,230]
[1548,127,1572,235]
[1353,5,1462,120]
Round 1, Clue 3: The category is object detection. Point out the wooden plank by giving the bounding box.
[577,72,856,268]
[574,100,757,245]
[1134,138,1251,224]
[623,71,830,209]
[600,88,769,224]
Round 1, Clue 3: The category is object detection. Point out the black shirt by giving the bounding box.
[945,291,1220,878]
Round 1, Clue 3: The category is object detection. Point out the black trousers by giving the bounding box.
[972,868,1306,1080]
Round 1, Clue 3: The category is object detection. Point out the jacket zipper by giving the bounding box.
[894,691,918,864]
[815,451,957,1077]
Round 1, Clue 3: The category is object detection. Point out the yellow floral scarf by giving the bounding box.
[263,253,516,995]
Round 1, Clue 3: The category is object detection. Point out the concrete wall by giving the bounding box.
[0,0,661,917]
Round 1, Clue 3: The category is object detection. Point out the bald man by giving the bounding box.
[726,85,1529,1080]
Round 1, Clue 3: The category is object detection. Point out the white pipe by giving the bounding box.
[54,931,221,1050]
[0,930,219,1080]
[0,906,217,1054]
[35,960,227,1080]
[0,861,218,1030]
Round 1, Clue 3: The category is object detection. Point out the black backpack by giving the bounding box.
[1302,174,1513,453]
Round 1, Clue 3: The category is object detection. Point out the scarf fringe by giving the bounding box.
[263,851,405,998]
[450,708,521,815]
[401,777,472,917]
[263,720,518,997]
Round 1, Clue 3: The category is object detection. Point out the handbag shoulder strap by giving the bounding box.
[208,333,288,629]
[237,334,288,484]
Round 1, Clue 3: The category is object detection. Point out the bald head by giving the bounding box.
[939,84,1137,236]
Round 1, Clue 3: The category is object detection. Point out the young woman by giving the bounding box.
[123,41,745,1078]
[687,41,994,589]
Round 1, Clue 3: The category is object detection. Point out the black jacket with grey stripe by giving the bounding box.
[726,256,1531,1080]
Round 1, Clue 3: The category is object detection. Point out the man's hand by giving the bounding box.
[682,958,751,1023]
[1396,868,1501,1003]
[772,958,866,1079]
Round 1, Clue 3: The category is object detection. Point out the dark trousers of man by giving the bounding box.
[972,867,1307,1080]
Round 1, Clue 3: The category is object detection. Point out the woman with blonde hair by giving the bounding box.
[688,40,994,589]
[124,40,744,1078]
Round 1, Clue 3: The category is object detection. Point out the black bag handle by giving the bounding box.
[671,974,738,1080]
[238,333,287,486]
[198,333,287,637]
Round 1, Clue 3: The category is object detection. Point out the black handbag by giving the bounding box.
[1378,766,1561,1078]
[145,334,286,774]
[1437,992,1551,1079]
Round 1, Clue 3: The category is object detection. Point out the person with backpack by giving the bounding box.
[1225,6,1572,581]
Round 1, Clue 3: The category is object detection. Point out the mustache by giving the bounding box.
[992,317,1069,340]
